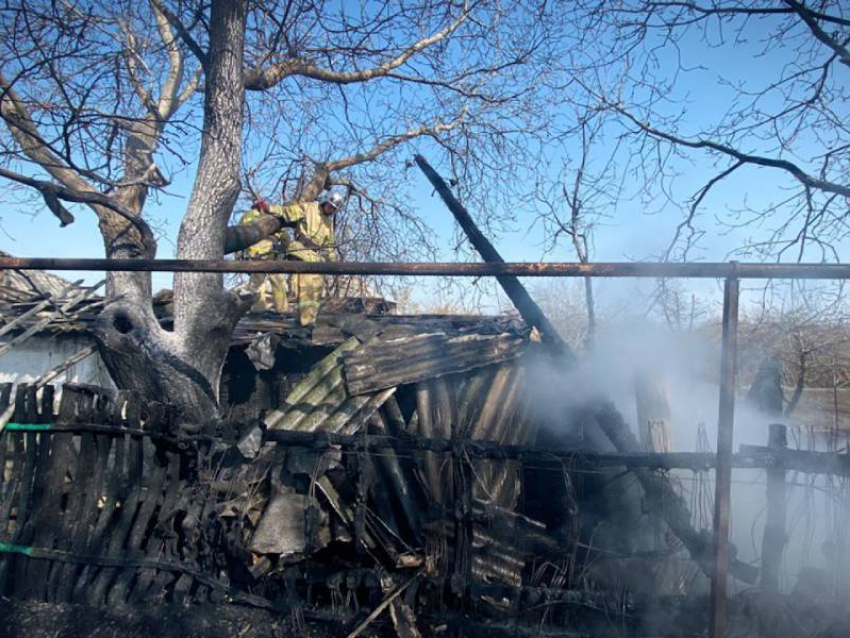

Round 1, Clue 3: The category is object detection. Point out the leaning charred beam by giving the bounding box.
[414,155,570,356]
[589,403,758,584]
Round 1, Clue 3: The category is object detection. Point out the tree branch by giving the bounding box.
[645,1,850,27]
[665,160,744,261]
[223,211,285,255]
[326,117,465,172]
[149,0,209,70]
[783,0,850,68]
[244,5,471,90]
[612,103,850,199]
[151,0,187,119]
[120,24,159,117]
[0,166,155,249]
[225,115,462,254]
[0,72,98,195]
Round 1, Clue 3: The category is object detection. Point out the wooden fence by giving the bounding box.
[0,380,847,627]
[0,382,244,607]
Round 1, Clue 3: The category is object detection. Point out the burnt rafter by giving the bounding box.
[341,331,528,396]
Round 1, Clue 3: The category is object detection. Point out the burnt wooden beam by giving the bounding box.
[760,423,787,591]
[589,404,758,586]
[414,155,568,352]
[342,332,526,396]
[2,256,850,279]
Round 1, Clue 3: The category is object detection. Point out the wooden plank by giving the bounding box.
[90,394,142,604]
[760,423,787,591]
[81,389,129,604]
[171,484,207,604]
[45,386,83,602]
[0,384,13,508]
[54,386,98,602]
[0,281,104,359]
[0,385,21,594]
[136,409,185,600]
[342,333,525,396]
[127,436,181,604]
[0,298,54,339]
[72,389,118,602]
[32,345,97,388]
[0,385,34,592]
[21,385,56,598]
[109,402,171,604]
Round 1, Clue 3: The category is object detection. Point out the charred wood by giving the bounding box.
[589,404,758,584]
[414,155,570,356]
[342,333,526,396]
[261,428,850,476]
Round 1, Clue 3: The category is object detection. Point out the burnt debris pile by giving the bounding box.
[0,308,849,636]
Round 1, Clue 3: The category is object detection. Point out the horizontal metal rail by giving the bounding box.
[263,429,850,476]
[1,256,850,278]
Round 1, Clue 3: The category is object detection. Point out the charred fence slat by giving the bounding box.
[0,383,232,607]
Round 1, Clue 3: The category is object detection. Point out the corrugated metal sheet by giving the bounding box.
[0,251,84,305]
[231,312,526,347]
[406,361,532,508]
[341,332,527,396]
[264,337,395,434]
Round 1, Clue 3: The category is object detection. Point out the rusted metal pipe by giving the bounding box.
[2,256,850,279]
[710,277,740,638]
[260,429,850,475]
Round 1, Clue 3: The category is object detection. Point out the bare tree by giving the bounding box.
[0,0,561,419]
[534,115,624,350]
[739,281,850,417]
[567,0,850,261]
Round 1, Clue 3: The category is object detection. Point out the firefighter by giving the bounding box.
[251,191,342,326]
[238,207,290,313]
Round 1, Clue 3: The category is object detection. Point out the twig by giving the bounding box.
[345,573,422,638]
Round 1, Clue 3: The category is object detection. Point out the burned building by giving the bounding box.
[0,246,849,637]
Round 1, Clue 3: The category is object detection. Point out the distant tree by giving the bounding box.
[739,282,850,415]
[568,0,850,261]
[534,115,623,350]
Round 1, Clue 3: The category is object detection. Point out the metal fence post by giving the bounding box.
[710,276,740,638]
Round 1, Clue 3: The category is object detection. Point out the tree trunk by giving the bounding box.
[93,0,250,424]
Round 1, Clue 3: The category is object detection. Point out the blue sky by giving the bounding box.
[1,3,846,319]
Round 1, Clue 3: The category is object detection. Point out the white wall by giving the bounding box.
[0,333,113,387]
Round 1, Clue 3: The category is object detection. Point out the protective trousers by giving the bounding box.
[246,237,288,313]
[249,271,288,313]
[290,251,323,326]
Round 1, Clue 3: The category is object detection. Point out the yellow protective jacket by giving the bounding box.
[238,208,286,259]
[267,202,337,263]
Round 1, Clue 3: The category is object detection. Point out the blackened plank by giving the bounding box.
[108,402,170,605]
[20,385,56,598]
[45,386,83,602]
[72,389,118,602]
[54,386,97,602]
[91,394,142,604]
